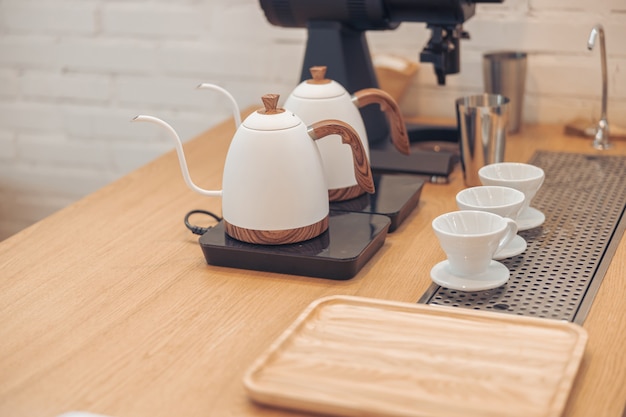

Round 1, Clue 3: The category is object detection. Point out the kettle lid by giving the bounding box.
[290,66,347,99]
[243,94,301,131]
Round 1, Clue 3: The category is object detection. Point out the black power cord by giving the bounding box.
[184,209,222,235]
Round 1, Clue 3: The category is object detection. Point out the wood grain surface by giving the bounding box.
[327,183,365,202]
[310,119,375,196]
[306,66,333,85]
[245,296,587,417]
[0,111,625,417]
[223,216,329,245]
[353,88,410,155]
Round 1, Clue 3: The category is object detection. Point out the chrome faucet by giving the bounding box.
[587,24,612,150]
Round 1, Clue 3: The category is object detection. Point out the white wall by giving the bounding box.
[0,0,624,240]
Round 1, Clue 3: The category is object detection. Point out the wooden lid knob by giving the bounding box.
[259,94,284,115]
[307,66,331,85]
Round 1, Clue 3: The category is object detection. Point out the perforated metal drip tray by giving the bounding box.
[419,151,626,324]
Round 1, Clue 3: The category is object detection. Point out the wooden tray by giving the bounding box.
[244,295,587,417]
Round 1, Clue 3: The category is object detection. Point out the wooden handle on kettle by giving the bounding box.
[309,120,375,195]
[353,88,411,155]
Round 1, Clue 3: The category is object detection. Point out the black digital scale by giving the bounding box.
[329,173,425,232]
[200,210,391,280]
[199,172,430,279]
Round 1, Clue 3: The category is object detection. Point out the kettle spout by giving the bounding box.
[132,115,222,197]
[196,83,242,128]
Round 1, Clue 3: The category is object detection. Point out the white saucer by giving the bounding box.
[493,234,527,260]
[517,206,545,231]
[430,260,510,292]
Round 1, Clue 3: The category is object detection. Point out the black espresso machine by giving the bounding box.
[259,0,503,177]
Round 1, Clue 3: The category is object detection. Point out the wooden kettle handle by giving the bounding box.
[353,88,411,155]
[309,120,375,195]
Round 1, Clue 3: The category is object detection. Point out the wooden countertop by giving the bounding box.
[1,114,625,417]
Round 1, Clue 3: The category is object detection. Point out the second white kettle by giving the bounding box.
[285,66,410,202]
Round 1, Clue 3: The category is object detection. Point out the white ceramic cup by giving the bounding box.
[456,186,525,220]
[478,162,545,214]
[432,211,517,276]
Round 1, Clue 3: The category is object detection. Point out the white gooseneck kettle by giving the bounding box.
[284,66,410,202]
[133,91,374,245]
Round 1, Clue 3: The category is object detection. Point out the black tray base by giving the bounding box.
[330,173,424,232]
[198,211,391,280]
[368,123,458,179]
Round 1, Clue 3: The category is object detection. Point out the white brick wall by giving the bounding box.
[0,0,624,240]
